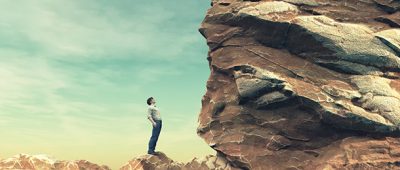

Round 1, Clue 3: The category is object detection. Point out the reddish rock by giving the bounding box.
[376,12,400,28]
[182,153,240,170]
[120,152,238,170]
[120,152,183,170]
[198,0,400,169]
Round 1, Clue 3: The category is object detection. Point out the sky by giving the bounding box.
[0,0,214,169]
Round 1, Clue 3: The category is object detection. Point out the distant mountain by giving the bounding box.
[0,153,110,170]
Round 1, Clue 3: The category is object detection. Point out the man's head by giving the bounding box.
[147,97,155,105]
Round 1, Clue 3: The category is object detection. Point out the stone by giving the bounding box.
[376,12,400,28]
[238,1,299,20]
[359,92,400,125]
[233,65,286,101]
[350,75,400,98]
[282,0,321,7]
[375,28,400,56]
[374,0,400,13]
[254,91,292,109]
[120,152,239,170]
[287,15,400,72]
[120,152,182,170]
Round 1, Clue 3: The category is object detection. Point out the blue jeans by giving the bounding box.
[148,119,162,153]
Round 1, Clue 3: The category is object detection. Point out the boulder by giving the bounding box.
[198,0,400,169]
[119,152,238,170]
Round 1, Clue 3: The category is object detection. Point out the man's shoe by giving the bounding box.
[147,151,156,155]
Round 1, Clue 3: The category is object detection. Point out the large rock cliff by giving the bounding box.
[197,0,400,169]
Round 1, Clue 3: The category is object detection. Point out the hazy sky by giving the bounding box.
[0,0,214,169]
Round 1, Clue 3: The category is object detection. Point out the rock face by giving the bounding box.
[198,0,400,169]
[120,152,183,170]
[120,151,239,170]
[0,153,110,170]
[181,154,240,170]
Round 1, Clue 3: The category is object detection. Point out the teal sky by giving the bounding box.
[0,0,214,169]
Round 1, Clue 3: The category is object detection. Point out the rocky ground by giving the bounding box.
[0,152,238,170]
[120,152,238,170]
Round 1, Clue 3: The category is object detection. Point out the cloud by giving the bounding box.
[0,0,207,63]
[0,56,144,139]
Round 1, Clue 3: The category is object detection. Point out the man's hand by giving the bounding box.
[148,117,156,127]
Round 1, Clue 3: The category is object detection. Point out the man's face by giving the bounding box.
[152,98,156,104]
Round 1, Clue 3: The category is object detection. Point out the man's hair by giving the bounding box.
[147,97,154,105]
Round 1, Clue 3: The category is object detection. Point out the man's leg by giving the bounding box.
[148,122,158,154]
[153,120,162,150]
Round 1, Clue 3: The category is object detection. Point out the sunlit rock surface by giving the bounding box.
[198,0,400,169]
[120,152,239,170]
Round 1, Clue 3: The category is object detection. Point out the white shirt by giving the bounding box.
[147,104,162,121]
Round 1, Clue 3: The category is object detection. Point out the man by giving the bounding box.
[146,97,162,155]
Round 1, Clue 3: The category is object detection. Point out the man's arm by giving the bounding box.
[148,116,156,126]
[147,108,156,126]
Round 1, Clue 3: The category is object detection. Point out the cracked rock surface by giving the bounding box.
[198,0,400,169]
[120,152,239,170]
